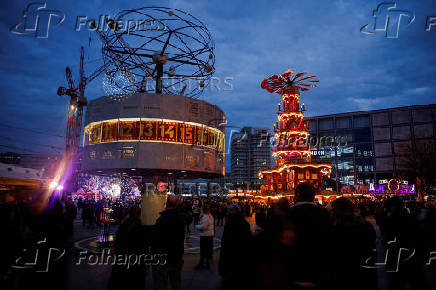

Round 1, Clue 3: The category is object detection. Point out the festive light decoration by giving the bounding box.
[261,69,319,94]
[259,69,331,193]
[77,175,141,200]
[111,183,121,197]
[388,178,400,192]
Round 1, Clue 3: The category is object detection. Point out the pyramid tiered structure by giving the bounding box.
[259,69,331,193]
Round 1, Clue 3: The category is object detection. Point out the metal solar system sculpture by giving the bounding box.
[95,7,215,98]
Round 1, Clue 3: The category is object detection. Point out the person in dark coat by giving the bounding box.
[378,197,427,290]
[181,201,193,234]
[107,207,147,290]
[81,201,88,227]
[253,197,297,290]
[219,204,253,289]
[215,203,225,226]
[330,197,377,290]
[152,195,185,290]
[287,182,333,289]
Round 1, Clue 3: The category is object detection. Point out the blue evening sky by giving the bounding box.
[1,0,435,158]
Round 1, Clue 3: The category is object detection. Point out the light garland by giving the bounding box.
[278,112,304,119]
[272,150,312,157]
[274,131,310,138]
[281,94,300,99]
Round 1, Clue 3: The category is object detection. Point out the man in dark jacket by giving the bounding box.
[152,195,185,290]
[219,204,253,289]
[108,207,147,290]
[287,182,333,289]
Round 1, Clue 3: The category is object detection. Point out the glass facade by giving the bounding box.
[356,158,374,172]
[307,104,436,189]
[354,115,370,128]
[336,146,353,158]
[319,118,334,130]
[352,128,372,142]
[336,117,351,129]
[356,143,373,157]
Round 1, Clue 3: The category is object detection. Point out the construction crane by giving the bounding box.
[57,46,109,157]
[56,19,147,157]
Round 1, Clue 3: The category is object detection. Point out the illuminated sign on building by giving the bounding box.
[311,149,325,156]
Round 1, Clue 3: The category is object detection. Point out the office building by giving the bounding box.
[230,127,272,189]
[307,104,436,188]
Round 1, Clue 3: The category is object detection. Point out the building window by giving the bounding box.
[413,109,432,123]
[373,127,391,141]
[339,174,354,185]
[356,173,374,184]
[392,110,411,124]
[392,126,411,140]
[416,139,435,153]
[356,158,374,172]
[319,118,333,130]
[336,117,351,129]
[374,142,392,157]
[375,157,394,171]
[336,131,353,144]
[393,141,412,155]
[336,146,353,158]
[414,124,433,138]
[353,128,371,142]
[354,115,370,128]
[356,143,373,157]
[337,159,353,171]
[308,120,317,132]
[372,113,389,126]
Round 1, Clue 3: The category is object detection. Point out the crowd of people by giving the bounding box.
[106,184,436,290]
[1,184,436,290]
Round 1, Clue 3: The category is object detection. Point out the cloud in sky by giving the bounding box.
[1,0,435,156]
